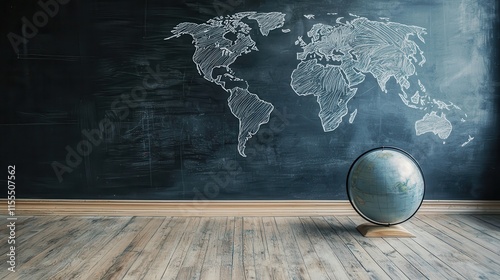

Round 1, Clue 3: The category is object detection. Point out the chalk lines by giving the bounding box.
[227,87,274,157]
[290,14,469,145]
[167,11,472,157]
[165,12,285,156]
[291,16,428,133]
[415,111,452,140]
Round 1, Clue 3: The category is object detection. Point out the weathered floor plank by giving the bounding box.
[337,216,417,280]
[285,217,329,280]
[474,214,500,228]
[142,217,193,279]
[434,214,500,255]
[326,216,391,280]
[298,217,350,280]
[160,217,202,280]
[405,216,499,279]
[275,217,311,280]
[1,214,499,280]
[261,217,291,280]
[310,217,371,280]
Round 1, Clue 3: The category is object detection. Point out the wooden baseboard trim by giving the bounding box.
[2,199,499,216]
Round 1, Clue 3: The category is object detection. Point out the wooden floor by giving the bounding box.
[1,214,499,280]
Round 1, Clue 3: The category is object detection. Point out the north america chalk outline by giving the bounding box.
[166,12,286,157]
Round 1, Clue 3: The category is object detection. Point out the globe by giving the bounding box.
[346,147,425,226]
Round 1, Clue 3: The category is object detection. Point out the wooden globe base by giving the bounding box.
[357,223,415,238]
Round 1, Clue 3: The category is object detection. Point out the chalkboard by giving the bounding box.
[1,0,499,200]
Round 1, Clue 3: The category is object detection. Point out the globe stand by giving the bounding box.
[356,223,415,238]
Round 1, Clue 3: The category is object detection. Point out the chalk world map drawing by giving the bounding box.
[165,12,469,157]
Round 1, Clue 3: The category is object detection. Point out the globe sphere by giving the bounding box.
[346,147,425,226]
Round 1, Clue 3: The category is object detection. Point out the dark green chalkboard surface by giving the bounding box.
[1,0,499,200]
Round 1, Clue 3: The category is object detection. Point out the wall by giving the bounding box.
[1,0,499,200]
